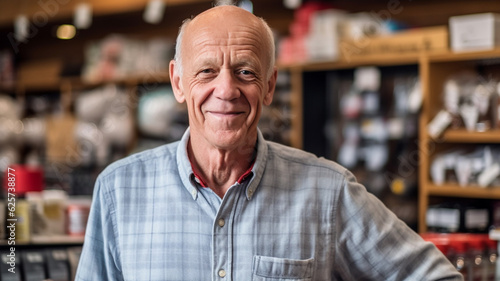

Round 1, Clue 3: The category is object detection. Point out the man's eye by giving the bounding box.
[197,69,217,79]
[239,70,255,76]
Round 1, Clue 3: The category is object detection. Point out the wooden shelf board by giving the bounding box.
[279,53,421,72]
[19,81,62,92]
[0,235,84,246]
[282,48,500,72]
[427,183,500,199]
[30,235,85,245]
[63,72,170,90]
[440,129,500,143]
[0,84,16,93]
[428,48,500,63]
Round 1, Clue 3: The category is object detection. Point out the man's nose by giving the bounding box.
[213,70,240,101]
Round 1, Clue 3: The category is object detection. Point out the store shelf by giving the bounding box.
[0,84,15,93]
[30,235,85,245]
[428,48,500,62]
[418,47,500,233]
[62,71,171,90]
[440,129,500,143]
[18,81,62,92]
[0,0,212,28]
[0,235,84,246]
[427,183,500,199]
[280,53,421,72]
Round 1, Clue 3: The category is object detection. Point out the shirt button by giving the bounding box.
[218,218,225,227]
[218,269,226,278]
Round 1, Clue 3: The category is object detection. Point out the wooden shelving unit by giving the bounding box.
[3,0,500,245]
[418,48,500,233]
[283,48,500,234]
[280,53,423,150]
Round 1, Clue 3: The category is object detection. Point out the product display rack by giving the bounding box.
[418,48,500,233]
[281,53,424,150]
[281,48,500,234]
[18,48,498,239]
[2,0,500,247]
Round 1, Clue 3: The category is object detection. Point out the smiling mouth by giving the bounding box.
[208,111,244,117]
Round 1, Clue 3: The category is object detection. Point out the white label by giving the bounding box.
[439,208,460,231]
[27,252,44,263]
[426,208,439,227]
[426,208,460,231]
[465,209,489,229]
[52,250,68,260]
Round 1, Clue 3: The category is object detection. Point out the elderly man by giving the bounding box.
[76,5,462,281]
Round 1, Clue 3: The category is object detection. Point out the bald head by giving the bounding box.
[173,5,275,79]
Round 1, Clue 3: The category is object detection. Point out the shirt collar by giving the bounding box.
[176,127,268,200]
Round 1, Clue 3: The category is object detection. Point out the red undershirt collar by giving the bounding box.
[189,159,255,188]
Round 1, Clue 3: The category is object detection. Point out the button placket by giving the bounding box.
[212,183,244,281]
[214,213,229,279]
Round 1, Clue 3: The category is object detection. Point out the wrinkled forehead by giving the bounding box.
[186,24,263,50]
[185,8,263,45]
[192,7,263,40]
[182,11,267,61]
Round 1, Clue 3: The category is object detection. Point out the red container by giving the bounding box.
[3,164,44,196]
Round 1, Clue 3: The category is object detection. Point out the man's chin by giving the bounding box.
[208,129,256,150]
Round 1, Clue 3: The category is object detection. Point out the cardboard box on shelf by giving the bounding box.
[449,13,500,51]
[45,114,78,165]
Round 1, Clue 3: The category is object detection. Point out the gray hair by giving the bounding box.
[173,10,275,79]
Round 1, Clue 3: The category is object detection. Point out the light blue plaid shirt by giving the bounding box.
[76,128,462,281]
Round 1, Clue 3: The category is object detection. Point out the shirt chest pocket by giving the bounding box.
[252,255,314,281]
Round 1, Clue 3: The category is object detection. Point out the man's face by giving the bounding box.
[170,8,276,151]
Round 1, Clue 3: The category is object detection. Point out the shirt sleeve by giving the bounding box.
[75,176,124,281]
[333,170,463,281]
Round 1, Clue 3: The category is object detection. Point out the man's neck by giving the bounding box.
[187,135,256,198]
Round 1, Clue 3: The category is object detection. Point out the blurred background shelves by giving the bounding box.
[2,0,500,261]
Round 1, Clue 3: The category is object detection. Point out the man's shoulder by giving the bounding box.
[265,141,347,176]
[99,141,180,178]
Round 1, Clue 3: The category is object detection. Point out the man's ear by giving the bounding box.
[263,67,278,106]
[169,60,185,103]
